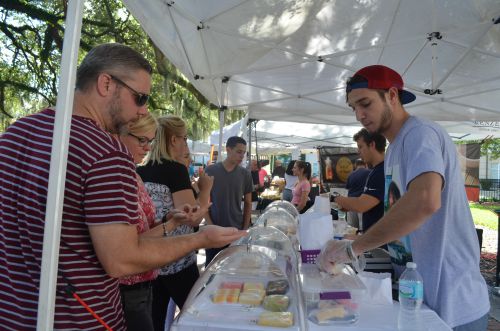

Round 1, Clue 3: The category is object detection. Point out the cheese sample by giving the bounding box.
[220,281,243,290]
[257,311,294,327]
[263,295,290,312]
[243,282,265,291]
[212,288,240,303]
[265,279,289,295]
[314,306,346,322]
[238,289,265,305]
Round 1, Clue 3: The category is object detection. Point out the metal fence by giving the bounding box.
[479,179,500,201]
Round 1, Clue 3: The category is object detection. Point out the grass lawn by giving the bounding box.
[469,202,499,230]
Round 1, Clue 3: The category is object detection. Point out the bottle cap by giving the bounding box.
[406,262,417,269]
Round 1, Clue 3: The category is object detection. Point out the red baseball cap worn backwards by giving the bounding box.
[346,65,416,104]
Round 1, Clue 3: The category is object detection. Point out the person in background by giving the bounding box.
[204,136,254,266]
[291,160,312,213]
[137,115,210,331]
[251,159,264,193]
[119,113,194,331]
[271,159,286,178]
[334,129,386,232]
[344,159,370,229]
[176,150,213,208]
[0,43,245,331]
[283,160,298,202]
[318,64,489,330]
[250,159,264,206]
[258,160,269,188]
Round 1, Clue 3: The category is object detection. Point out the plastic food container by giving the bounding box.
[171,238,306,331]
[299,263,365,325]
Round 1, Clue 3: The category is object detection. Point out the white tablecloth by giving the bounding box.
[308,302,451,331]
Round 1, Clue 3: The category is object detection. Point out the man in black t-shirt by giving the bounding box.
[345,159,370,227]
[334,129,386,233]
[271,159,286,178]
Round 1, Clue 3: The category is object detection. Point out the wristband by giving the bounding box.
[162,212,170,224]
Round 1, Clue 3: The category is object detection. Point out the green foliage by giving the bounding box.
[456,138,500,160]
[480,138,500,160]
[0,0,244,139]
[470,202,499,230]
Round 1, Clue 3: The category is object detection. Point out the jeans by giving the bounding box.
[452,312,489,331]
[151,263,199,331]
[205,244,229,268]
[120,282,154,331]
[282,188,293,202]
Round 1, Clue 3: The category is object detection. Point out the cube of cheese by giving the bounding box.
[257,312,294,327]
[243,282,264,291]
[238,289,265,305]
[315,306,346,322]
[220,281,243,290]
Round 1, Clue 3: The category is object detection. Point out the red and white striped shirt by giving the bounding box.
[0,109,140,330]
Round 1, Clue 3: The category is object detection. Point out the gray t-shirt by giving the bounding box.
[205,162,253,229]
[384,116,489,327]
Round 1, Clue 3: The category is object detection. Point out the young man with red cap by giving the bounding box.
[318,65,489,330]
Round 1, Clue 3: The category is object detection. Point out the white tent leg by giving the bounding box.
[218,108,225,161]
[36,1,84,329]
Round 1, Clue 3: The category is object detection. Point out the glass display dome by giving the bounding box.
[232,225,295,255]
[254,208,298,241]
[171,243,306,331]
[265,200,299,219]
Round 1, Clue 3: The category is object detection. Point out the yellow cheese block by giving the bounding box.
[315,306,346,322]
[212,288,240,303]
[257,311,294,327]
[238,289,265,305]
[243,282,265,291]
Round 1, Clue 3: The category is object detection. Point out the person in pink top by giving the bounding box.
[119,113,160,331]
[291,160,312,213]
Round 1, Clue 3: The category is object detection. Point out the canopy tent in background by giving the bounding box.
[187,139,211,155]
[209,117,499,154]
[210,116,361,153]
[123,0,500,135]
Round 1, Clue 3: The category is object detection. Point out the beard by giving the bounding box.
[374,102,392,135]
[108,93,129,134]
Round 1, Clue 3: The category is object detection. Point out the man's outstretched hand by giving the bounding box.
[197,225,247,248]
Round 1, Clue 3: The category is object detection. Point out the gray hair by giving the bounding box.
[76,43,152,91]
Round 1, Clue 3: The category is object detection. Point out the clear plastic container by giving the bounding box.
[172,241,306,331]
[264,200,300,220]
[300,263,365,325]
[254,208,298,246]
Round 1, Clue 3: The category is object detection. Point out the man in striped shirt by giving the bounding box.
[0,43,245,330]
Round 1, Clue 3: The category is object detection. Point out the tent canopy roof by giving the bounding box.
[123,0,500,138]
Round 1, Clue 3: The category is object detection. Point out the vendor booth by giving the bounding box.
[38,0,500,329]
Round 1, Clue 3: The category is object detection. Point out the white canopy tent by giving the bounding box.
[123,0,500,129]
[210,117,500,154]
[210,116,362,152]
[39,0,500,328]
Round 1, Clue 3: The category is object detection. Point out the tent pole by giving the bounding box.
[217,77,229,162]
[218,108,225,162]
[36,0,84,329]
[247,119,252,168]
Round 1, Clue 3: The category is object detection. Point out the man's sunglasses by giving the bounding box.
[128,133,155,147]
[109,75,149,107]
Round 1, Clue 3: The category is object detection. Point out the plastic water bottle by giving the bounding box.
[398,262,424,330]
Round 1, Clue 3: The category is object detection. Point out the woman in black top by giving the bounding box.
[137,115,206,331]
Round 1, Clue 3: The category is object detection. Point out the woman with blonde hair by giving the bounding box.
[137,114,208,331]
